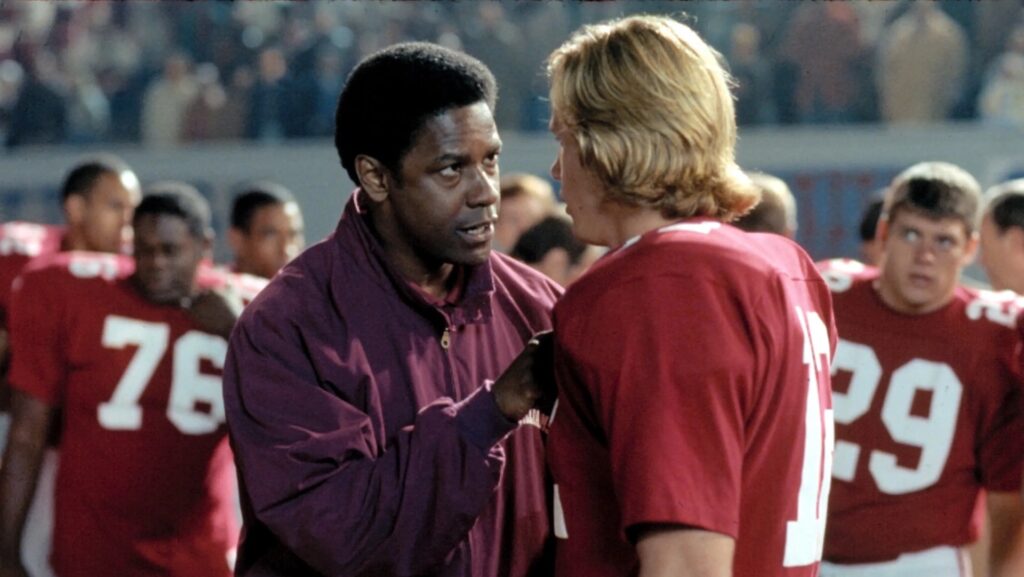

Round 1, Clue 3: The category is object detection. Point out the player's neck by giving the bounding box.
[606,205,681,247]
[872,278,955,315]
[62,228,89,252]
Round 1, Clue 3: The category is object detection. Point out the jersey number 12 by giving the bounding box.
[784,307,835,567]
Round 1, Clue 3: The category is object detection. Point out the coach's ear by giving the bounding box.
[356,155,391,203]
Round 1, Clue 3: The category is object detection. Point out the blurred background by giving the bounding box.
[1,0,1023,268]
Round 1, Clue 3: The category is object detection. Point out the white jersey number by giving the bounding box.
[830,340,962,494]
[98,315,227,435]
[784,307,835,567]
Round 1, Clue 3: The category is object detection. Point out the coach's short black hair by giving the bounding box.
[134,181,211,239]
[230,181,297,232]
[334,42,498,186]
[985,179,1024,233]
[882,161,981,234]
[512,215,588,265]
[60,153,134,203]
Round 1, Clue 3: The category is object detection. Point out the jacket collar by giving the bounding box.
[333,190,494,327]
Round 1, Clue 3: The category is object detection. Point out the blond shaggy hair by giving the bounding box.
[547,15,757,220]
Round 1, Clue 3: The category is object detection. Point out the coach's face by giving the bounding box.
[360,101,501,279]
[132,214,208,306]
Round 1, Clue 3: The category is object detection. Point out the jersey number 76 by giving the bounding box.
[98,315,227,435]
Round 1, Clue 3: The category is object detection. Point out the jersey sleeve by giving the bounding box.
[7,261,69,406]
[976,315,1024,492]
[0,223,63,328]
[563,272,755,539]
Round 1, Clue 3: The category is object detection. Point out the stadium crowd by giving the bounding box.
[3,1,1024,150]
[2,4,1024,577]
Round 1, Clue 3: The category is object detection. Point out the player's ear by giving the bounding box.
[875,217,890,245]
[1006,225,1024,253]
[202,229,214,260]
[227,227,245,256]
[64,194,86,226]
[356,155,391,203]
[961,231,980,266]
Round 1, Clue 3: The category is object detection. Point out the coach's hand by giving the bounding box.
[493,331,556,422]
[187,288,244,339]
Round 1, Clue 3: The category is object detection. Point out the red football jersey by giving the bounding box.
[0,222,64,327]
[819,259,1024,563]
[548,221,837,577]
[8,252,266,577]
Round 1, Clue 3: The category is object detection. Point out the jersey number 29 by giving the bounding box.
[830,340,962,494]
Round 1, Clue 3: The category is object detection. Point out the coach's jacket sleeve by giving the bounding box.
[223,303,515,576]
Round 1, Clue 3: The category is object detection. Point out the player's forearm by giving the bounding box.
[0,331,11,412]
[636,525,735,577]
[988,491,1024,577]
[0,393,52,566]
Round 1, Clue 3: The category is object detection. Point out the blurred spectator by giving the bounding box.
[974,3,1024,83]
[65,70,110,144]
[223,65,255,136]
[729,22,774,126]
[141,52,198,146]
[5,50,66,149]
[511,213,599,288]
[0,2,1017,148]
[183,63,239,141]
[0,4,56,58]
[978,25,1024,127]
[308,47,345,137]
[63,3,141,82]
[877,3,968,123]
[733,172,797,239]
[246,46,288,141]
[495,172,557,253]
[103,66,147,143]
[285,44,345,138]
[780,3,864,124]
[978,53,1024,128]
[461,3,528,129]
[851,3,901,47]
[984,26,1024,85]
[0,59,23,143]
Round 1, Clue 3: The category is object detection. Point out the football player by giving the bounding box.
[227,181,305,279]
[0,182,263,577]
[0,154,141,385]
[545,15,836,577]
[819,162,1024,577]
[0,154,140,577]
[979,178,1024,294]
